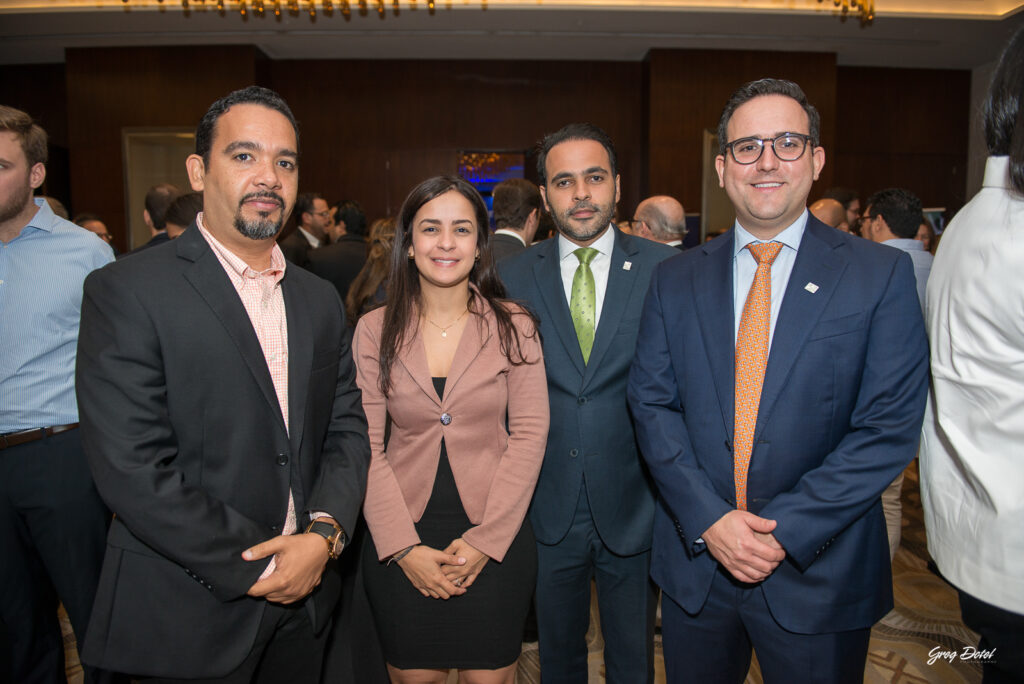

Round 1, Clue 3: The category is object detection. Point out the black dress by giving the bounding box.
[361,377,536,670]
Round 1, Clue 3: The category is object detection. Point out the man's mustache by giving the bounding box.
[240,192,285,210]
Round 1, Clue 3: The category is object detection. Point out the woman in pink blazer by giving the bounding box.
[352,175,549,684]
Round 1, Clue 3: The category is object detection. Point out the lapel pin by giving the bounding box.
[623,261,632,271]
[805,282,819,293]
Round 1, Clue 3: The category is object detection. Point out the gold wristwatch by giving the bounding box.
[306,519,346,560]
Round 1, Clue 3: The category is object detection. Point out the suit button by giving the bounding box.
[577,396,587,404]
[440,413,452,426]
[569,448,578,458]
[276,454,288,466]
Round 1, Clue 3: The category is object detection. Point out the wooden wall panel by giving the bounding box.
[834,66,970,217]
[65,46,266,252]
[268,59,644,226]
[645,49,838,229]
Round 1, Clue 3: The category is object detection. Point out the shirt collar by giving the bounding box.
[24,197,53,233]
[732,210,808,258]
[494,228,527,246]
[984,156,1012,191]
[297,227,321,248]
[558,223,616,262]
[883,238,925,252]
[196,212,287,284]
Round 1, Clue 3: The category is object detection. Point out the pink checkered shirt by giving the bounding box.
[197,215,295,578]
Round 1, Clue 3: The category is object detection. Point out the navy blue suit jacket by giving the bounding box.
[627,217,928,633]
[500,229,675,556]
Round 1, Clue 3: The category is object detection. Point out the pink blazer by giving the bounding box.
[353,297,549,562]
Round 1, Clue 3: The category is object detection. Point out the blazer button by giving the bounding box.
[276,454,289,466]
[569,448,578,458]
[577,396,587,405]
[440,413,452,426]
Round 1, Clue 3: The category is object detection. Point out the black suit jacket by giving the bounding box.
[278,229,314,267]
[307,234,368,302]
[76,225,370,678]
[490,231,528,263]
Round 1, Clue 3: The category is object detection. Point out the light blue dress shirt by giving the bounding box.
[882,238,932,312]
[732,210,808,350]
[0,198,114,431]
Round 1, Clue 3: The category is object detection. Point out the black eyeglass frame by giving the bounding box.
[722,132,815,165]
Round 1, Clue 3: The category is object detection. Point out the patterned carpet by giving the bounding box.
[63,462,981,683]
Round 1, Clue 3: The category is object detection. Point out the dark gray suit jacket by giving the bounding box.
[499,227,675,555]
[76,225,370,678]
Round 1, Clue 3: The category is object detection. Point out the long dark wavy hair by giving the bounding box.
[377,175,539,396]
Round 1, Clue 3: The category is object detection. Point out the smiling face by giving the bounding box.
[408,189,480,293]
[715,94,824,240]
[186,103,298,246]
[541,138,620,247]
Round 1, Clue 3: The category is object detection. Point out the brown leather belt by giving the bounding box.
[0,423,79,450]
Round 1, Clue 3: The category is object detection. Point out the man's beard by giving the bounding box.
[233,192,286,241]
[550,199,616,244]
[0,175,33,225]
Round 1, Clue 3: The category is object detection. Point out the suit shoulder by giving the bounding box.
[632,237,678,264]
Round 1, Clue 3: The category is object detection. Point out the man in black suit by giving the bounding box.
[490,177,542,262]
[631,194,687,250]
[137,183,181,250]
[76,86,370,683]
[277,192,330,267]
[307,199,368,301]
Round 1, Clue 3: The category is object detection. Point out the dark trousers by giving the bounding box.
[959,588,1024,683]
[661,566,871,684]
[143,602,327,684]
[0,429,110,684]
[534,481,657,684]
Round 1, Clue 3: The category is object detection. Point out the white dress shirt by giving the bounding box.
[297,227,321,249]
[732,211,807,349]
[558,224,615,328]
[494,228,527,246]
[920,156,1024,614]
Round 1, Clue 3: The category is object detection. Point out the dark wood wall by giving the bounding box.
[834,66,971,212]
[1,46,971,252]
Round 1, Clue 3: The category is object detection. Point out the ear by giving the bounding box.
[715,155,726,188]
[614,174,621,205]
[28,162,46,190]
[408,246,414,258]
[185,154,206,192]
[811,146,825,182]
[539,185,551,213]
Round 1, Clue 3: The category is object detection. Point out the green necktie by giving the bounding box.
[570,247,598,364]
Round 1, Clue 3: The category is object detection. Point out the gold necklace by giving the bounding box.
[424,308,468,338]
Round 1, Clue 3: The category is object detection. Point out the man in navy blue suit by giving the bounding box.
[500,123,674,683]
[627,79,928,683]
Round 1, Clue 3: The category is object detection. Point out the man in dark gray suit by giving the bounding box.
[490,177,542,262]
[499,123,674,683]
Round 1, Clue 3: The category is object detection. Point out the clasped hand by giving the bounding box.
[703,510,786,584]
[397,538,488,600]
[244,532,328,604]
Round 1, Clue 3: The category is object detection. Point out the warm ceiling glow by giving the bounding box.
[0,0,1017,18]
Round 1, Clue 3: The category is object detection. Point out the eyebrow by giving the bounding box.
[551,166,609,182]
[418,217,475,226]
[223,140,298,158]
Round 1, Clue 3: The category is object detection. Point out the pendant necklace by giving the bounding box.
[424,308,468,338]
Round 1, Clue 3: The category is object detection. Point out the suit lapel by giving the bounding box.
[582,229,639,387]
[755,221,847,438]
[695,233,737,438]
[178,228,287,434]
[283,275,312,451]
[396,315,442,406]
[531,239,587,376]
[445,297,489,396]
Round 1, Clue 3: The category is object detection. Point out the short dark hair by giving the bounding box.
[866,188,923,239]
[295,192,323,224]
[717,78,821,154]
[335,199,368,237]
[194,86,299,165]
[145,183,181,231]
[165,192,203,228]
[73,212,102,225]
[984,24,1024,193]
[0,105,47,166]
[492,178,542,230]
[821,187,860,211]
[536,122,618,186]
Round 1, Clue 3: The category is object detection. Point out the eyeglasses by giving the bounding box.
[628,218,645,231]
[315,211,332,219]
[723,133,813,165]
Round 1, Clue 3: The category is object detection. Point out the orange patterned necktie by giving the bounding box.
[734,241,783,511]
